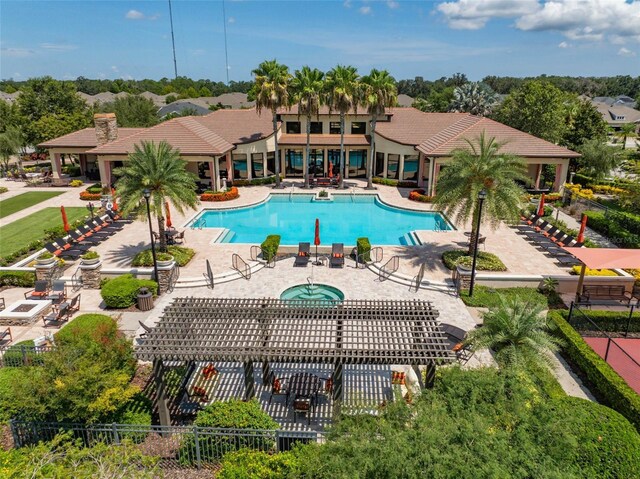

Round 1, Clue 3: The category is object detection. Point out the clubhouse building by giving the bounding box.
[40,107,579,195]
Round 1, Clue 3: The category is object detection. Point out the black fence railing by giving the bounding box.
[0,344,53,368]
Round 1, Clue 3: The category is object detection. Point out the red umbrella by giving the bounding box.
[328,162,333,178]
[537,193,546,217]
[314,218,320,264]
[165,201,172,229]
[61,205,70,233]
[577,214,588,244]
[110,188,118,212]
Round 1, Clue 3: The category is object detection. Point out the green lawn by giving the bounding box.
[0,207,88,258]
[0,191,64,219]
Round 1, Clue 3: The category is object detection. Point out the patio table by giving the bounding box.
[288,372,322,402]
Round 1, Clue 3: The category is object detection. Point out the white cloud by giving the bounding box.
[111,65,119,73]
[190,49,206,56]
[437,0,538,30]
[387,1,399,9]
[618,47,636,56]
[39,43,77,51]
[343,0,352,8]
[558,41,570,48]
[228,16,236,24]
[0,47,35,57]
[359,6,372,15]
[125,9,145,20]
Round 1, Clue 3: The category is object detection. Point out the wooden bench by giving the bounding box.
[578,285,633,306]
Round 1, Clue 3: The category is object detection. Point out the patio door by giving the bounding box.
[328,149,341,177]
[309,149,324,177]
[285,149,304,177]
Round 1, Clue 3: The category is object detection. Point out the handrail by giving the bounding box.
[379,256,399,282]
[355,246,383,269]
[167,263,180,293]
[70,267,83,292]
[412,263,426,292]
[203,259,214,289]
[231,253,251,280]
[250,245,275,267]
[190,217,205,230]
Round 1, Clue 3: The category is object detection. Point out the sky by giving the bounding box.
[1,0,639,83]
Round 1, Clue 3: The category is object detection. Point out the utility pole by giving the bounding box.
[222,0,230,84]
[168,0,178,79]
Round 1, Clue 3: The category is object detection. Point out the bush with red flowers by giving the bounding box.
[408,189,434,203]
[200,187,239,202]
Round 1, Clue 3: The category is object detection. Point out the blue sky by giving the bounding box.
[1,0,639,82]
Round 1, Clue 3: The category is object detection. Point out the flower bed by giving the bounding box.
[570,266,618,276]
[79,190,101,201]
[442,249,507,271]
[408,189,434,203]
[201,187,239,202]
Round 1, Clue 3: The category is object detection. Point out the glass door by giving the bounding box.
[309,149,324,177]
[285,149,304,177]
[328,149,341,178]
[349,149,367,178]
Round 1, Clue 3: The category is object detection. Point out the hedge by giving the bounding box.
[559,309,640,334]
[372,177,418,188]
[132,246,195,267]
[548,311,640,431]
[232,176,279,186]
[408,189,434,203]
[0,271,35,287]
[442,250,507,271]
[357,237,371,262]
[459,286,548,308]
[201,187,239,202]
[261,234,280,262]
[584,211,640,248]
[608,210,640,237]
[100,274,158,309]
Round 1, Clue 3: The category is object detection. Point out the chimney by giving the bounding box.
[94,113,118,145]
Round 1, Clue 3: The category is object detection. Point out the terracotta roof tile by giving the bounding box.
[194,109,274,144]
[376,108,469,145]
[280,105,392,116]
[279,134,370,146]
[39,128,146,148]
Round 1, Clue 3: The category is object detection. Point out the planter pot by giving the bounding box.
[156,256,175,268]
[36,257,56,266]
[81,258,100,266]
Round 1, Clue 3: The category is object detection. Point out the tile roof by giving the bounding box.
[376,108,469,145]
[279,134,370,146]
[195,109,274,144]
[592,102,640,124]
[280,105,392,116]
[39,127,146,148]
[396,94,414,107]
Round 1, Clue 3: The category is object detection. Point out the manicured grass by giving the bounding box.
[0,191,64,219]
[459,286,560,309]
[0,207,88,258]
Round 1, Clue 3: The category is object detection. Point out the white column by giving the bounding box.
[399,155,405,182]
[345,148,350,179]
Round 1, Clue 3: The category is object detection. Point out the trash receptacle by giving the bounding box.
[137,288,153,311]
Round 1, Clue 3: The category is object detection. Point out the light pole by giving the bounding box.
[468,189,487,297]
[86,202,94,220]
[143,189,159,285]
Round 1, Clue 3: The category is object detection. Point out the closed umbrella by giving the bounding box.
[61,205,70,233]
[328,162,333,178]
[111,188,118,212]
[537,193,546,217]
[165,201,172,229]
[577,214,588,244]
[314,218,321,265]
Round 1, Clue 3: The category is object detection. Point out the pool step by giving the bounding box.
[366,261,454,293]
[174,261,265,288]
[217,229,235,243]
[401,231,421,246]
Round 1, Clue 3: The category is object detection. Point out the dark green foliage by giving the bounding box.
[459,286,548,308]
[97,95,159,127]
[1,340,45,367]
[560,309,640,333]
[100,274,158,308]
[607,210,640,237]
[442,249,507,271]
[131,245,195,267]
[261,235,281,262]
[356,237,371,262]
[61,165,81,177]
[584,211,640,248]
[371,177,418,187]
[0,270,35,287]
[218,449,302,479]
[113,392,153,443]
[561,99,608,151]
[86,183,102,194]
[232,176,278,186]
[0,368,28,421]
[548,311,640,431]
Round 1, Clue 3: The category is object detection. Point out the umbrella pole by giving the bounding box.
[575,263,587,303]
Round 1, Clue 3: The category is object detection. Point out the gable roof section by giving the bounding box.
[195,109,274,144]
[376,108,472,146]
[39,128,146,149]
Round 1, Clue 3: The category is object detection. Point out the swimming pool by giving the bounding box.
[192,194,451,245]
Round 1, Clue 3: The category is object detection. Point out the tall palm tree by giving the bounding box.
[252,60,291,188]
[433,132,528,255]
[361,69,397,189]
[615,122,637,150]
[114,140,199,252]
[291,66,325,188]
[449,82,497,117]
[465,296,563,372]
[325,65,360,189]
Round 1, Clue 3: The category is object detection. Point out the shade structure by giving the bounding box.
[328,162,333,178]
[537,193,546,217]
[563,248,640,269]
[165,201,172,229]
[577,214,587,244]
[110,188,118,212]
[60,206,70,232]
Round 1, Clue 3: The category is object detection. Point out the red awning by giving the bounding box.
[563,248,640,270]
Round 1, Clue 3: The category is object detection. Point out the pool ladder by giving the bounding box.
[191,217,205,230]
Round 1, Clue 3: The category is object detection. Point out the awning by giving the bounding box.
[563,248,640,270]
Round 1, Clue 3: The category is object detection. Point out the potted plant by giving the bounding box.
[36,252,56,266]
[156,252,174,267]
[80,250,100,266]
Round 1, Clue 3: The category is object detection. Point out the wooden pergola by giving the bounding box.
[136,298,455,425]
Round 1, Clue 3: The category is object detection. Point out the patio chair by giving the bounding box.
[55,237,90,252]
[556,254,582,267]
[0,327,12,345]
[69,230,99,245]
[268,377,289,405]
[330,243,345,268]
[452,341,474,364]
[294,242,311,267]
[138,320,152,339]
[174,231,186,244]
[58,294,81,316]
[24,280,50,300]
[46,280,67,303]
[43,303,70,327]
[292,397,312,425]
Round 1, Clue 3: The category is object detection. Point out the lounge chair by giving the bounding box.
[44,242,64,256]
[294,242,310,267]
[58,294,81,315]
[25,280,50,300]
[43,303,70,327]
[68,230,99,246]
[330,243,345,268]
[46,280,67,303]
[54,237,90,252]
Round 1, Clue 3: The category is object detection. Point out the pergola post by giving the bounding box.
[412,364,424,390]
[424,361,436,389]
[262,361,272,386]
[152,359,171,430]
[243,361,255,400]
[332,360,344,418]
[575,263,587,303]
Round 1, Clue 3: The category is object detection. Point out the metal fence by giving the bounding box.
[0,344,52,368]
[10,420,323,469]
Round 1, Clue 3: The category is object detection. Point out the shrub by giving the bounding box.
[548,311,640,431]
[584,211,640,248]
[0,271,35,287]
[218,449,302,479]
[356,237,371,262]
[100,274,158,309]
[38,252,54,260]
[179,400,279,464]
[156,252,173,261]
[408,189,434,203]
[0,368,27,421]
[261,234,280,262]
[559,309,640,334]
[570,266,618,276]
[113,392,153,443]
[69,179,84,187]
[131,246,195,267]
[81,250,99,260]
[232,176,279,186]
[0,186,8,194]
[608,210,640,237]
[62,165,81,177]
[0,241,44,267]
[459,286,548,308]
[442,249,507,271]
[372,177,418,187]
[86,183,103,194]
[201,187,239,201]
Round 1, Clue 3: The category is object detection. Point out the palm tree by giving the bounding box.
[433,132,528,255]
[252,60,291,188]
[325,65,360,189]
[449,82,497,117]
[291,66,325,188]
[615,122,638,150]
[114,140,199,252]
[465,296,563,372]
[361,69,397,189]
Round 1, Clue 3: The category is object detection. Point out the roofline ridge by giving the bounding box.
[179,115,234,151]
[418,114,482,154]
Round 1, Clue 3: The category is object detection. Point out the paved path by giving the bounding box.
[553,207,615,248]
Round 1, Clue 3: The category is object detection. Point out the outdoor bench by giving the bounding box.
[577,285,633,306]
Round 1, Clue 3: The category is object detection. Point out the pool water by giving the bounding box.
[194,194,451,245]
[281,283,345,301]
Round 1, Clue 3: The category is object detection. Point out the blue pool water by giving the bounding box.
[194,194,451,245]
